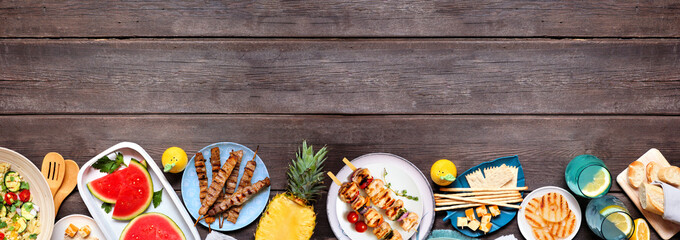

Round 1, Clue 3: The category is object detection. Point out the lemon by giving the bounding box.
[632,218,650,240]
[430,159,457,186]
[581,168,611,197]
[605,212,634,238]
[162,147,188,173]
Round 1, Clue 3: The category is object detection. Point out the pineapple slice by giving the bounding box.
[256,194,316,240]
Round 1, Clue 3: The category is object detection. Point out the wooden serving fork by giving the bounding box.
[41,152,65,197]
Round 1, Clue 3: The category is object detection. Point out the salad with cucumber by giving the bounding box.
[0,162,40,240]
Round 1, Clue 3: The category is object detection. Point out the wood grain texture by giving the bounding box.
[55,190,659,239]
[2,39,680,114]
[2,115,679,193]
[1,1,680,38]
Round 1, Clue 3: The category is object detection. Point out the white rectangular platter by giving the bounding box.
[615,148,680,240]
[76,142,200,240]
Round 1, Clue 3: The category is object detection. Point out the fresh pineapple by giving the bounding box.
[255,141,328,240]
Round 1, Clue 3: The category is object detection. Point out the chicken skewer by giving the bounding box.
[198,150,241,216]
[328,172,403,240]
[225,147,258,224]
[206,147,221,227]
[205,177,270,217]
[195,152,209,204]
[343,158,420,232]
[219,150,243,227]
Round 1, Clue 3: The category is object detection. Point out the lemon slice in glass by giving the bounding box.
[603,212,633,239]
[581,168,611,197]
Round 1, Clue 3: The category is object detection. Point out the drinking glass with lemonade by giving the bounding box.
[565,155,612,198]
[585,195,634,240]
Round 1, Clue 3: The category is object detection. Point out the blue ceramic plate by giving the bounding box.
[442,155,525,238]
[181,142,270,231]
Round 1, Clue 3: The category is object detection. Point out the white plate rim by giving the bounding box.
[327,153,435,240]
[517,186,582,240]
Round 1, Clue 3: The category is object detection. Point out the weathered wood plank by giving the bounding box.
[1,1,680,37]
[2,39,680,114]
[57,190,664,239]
[2,115,679,193]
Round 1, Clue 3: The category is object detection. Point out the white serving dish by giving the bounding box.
[517,186,581,240]
[77,142,200,240]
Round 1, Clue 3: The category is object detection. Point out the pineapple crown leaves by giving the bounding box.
[287,140,328,204]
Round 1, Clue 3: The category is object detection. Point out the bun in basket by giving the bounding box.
[659,166,680,186]
[639,183,664,216]
[627,161,644,188]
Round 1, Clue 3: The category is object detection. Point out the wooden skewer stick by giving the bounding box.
[435,197,523,206]
[435,194,521,209]
[342,158,357,171]
[440,186,528,192]
[434,192,520,200]
[435,191,521,198]
[327,172,342,186]
[435,202,520,211]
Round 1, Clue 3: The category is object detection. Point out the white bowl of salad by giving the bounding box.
[0,148,55,240]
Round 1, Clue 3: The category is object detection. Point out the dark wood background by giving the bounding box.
[1,1,679,239]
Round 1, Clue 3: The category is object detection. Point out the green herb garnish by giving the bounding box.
[29,233,38,239]
[101,202,113,213]
[152,189,163,208]
[92,152,126,174]
[382,168,419,201]
[20,181,29,190]
[0,221,7,228]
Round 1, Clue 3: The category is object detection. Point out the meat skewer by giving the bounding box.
[225,147,258,224]
[327,172,402,240]
[198,150,241,216]
[343,158,420,232]
[204,177,271,217]
[218,150,243,227]
[195,153,209,201]
[206,147,221,227]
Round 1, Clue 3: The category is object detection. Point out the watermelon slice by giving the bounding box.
[112,160,153,220]
[120,212,186,240]
[87,167,132,203]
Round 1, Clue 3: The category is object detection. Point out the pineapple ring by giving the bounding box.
[540,192,569,223]
[548,210,576,238]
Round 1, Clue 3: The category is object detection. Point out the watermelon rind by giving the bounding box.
[119,212,186,240]
[112,160,153,221]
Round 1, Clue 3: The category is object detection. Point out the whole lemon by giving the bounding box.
[162,147,188,173]
[430,159,457,186]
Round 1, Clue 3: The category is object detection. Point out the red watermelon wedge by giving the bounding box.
[87,167,132,203]
[112,160,153,220]
[120,212,186,240]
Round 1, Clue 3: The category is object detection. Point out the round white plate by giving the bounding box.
[0,147,54,240]
[52,214,104,240]
[327,153,435,240]
[517,186,582,240]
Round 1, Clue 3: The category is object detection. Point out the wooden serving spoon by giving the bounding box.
[41,152,65,197]
[54,160,79,215]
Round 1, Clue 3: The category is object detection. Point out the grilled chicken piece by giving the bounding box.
[372,188,396,209]
[363,208,384,228]
[207,178,271,216]
[400,212,419,232]
[195,153,209,200]
[338,182,360,203]
[350,195,368,211]
[198,151,241,215]
[225,158,257,223]
[206,147,222,225]
[373,221,392,239]
[365,178,385,199]
[351,168,373,187]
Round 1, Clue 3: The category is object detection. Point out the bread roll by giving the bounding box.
[646,162,660,183]
[639,183,664,216]
[627,161,645,188]
[658,166,680,186]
